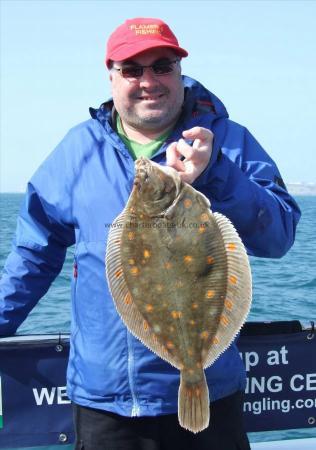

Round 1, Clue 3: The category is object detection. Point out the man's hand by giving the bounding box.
[166,127,214,184]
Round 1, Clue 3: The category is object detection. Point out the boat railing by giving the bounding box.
[0,320,315,449]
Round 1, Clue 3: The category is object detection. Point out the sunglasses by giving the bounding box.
[112,59,180,80]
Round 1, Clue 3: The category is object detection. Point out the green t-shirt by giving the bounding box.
[116,115,172,160]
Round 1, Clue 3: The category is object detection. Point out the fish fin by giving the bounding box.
[106,211,181,370]
[203,212,252,368]
[105,209,126,290]
[178,370,210,433]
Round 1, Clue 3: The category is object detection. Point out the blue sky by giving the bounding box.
[1,0,315,192]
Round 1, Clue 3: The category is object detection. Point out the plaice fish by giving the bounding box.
[106,156,252,433]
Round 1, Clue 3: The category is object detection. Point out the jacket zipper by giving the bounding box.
[126,332,140,417]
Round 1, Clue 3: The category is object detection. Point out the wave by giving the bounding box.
[296,278,316,288]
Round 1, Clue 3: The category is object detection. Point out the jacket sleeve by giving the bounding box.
[193,122,301,258]
[0,142,76,337]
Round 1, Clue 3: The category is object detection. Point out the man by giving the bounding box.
[0,17,300,450]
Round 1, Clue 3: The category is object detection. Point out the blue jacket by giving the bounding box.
[0,76,300,417]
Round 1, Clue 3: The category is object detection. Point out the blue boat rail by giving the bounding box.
[0,320,315,449]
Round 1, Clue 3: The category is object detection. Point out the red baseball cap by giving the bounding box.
[106,17,188,68]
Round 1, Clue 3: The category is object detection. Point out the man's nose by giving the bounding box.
[138,67,160,87]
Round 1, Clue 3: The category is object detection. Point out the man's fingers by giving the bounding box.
[176,139,195,160]
[166,140,194,167]
[183,127,214,144]
[166,128,214,184]
[193,139,202,150]
[166,142,185,172]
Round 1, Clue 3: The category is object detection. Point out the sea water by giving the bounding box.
[0,193,315,445]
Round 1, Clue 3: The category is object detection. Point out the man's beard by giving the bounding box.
[122,88,184,131]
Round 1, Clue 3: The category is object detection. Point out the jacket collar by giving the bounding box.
[89,75,229,129]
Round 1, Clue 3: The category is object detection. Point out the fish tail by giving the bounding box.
[178,370,210,433]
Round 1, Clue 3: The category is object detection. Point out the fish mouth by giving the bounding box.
[134,157,151,189]
[134,157,181,196]
[135,156,151,169]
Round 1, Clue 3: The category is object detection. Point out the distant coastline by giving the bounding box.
[286,183,316,196]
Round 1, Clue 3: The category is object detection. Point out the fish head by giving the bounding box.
[133,157,182,216]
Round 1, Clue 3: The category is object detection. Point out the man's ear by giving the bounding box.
[177,57,182,75]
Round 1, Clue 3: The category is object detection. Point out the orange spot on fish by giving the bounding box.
[189,320,196,326]
[195,388,201,397]
[224,299,233,311]
[145,304,154,312]
[124,293,132,305]
[220,314,229,326]
[143,249,151,258]
[183,198,192,208]
[227,243,237,251]
[192,303,199,310]
[171,310,182,319]
[166,341,175,349]
[183,255,193,264]
[206,290,215,299]
[229,275,238,285]
[206,256,215,264]
[143,320,149,331]
[200,331,209,339]
[198,224,206,234]
[130,266,139,276]
[127,231,135,240]
[128,258,135,265]
[212,336,219,345]
[164,261,172,269]
[200,213,209,221]
[129,207,136,214]
[115,269,123,278]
